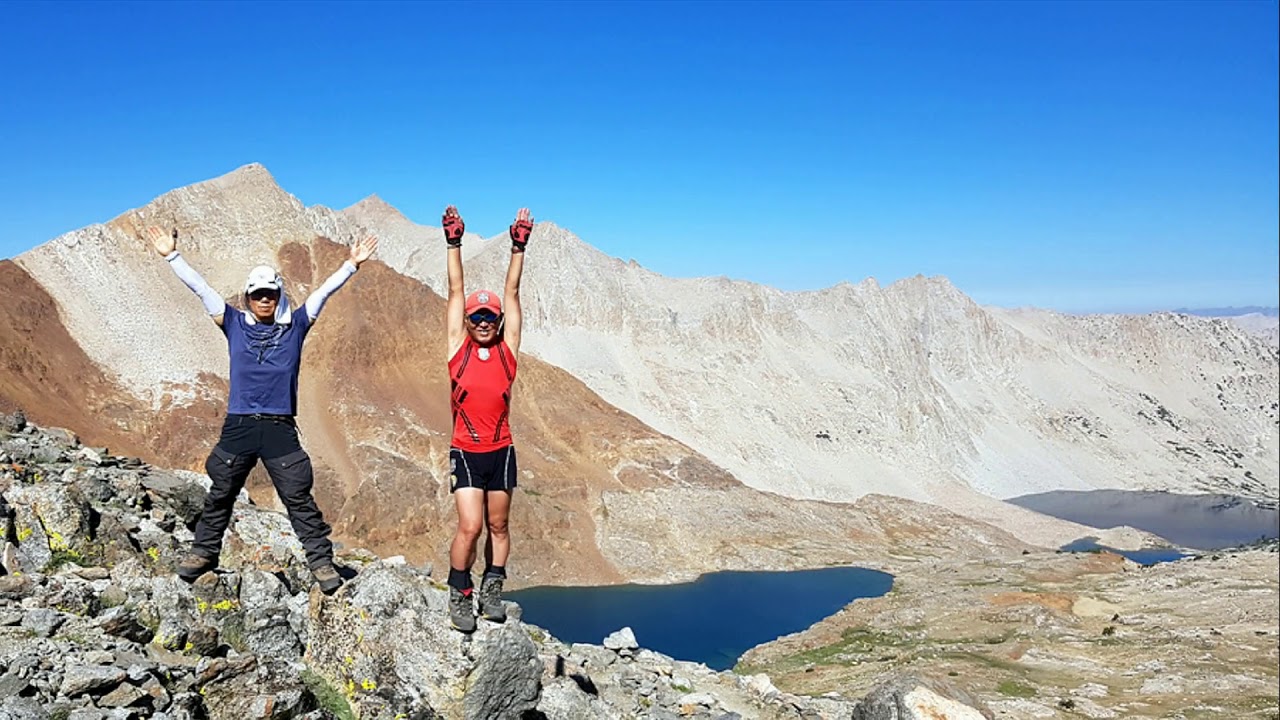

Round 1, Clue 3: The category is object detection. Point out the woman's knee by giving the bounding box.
[486,517,509,538]
[455,519,484,541]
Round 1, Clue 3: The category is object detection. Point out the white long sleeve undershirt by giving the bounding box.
[303,261,358,321]
[164,251,224,316]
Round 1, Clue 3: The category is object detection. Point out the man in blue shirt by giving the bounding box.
[148,226,378,594]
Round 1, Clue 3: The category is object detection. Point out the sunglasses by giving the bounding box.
[468,311,500,325]
[249,289,280,302]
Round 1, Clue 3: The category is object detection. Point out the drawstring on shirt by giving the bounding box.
[245,322,286,364]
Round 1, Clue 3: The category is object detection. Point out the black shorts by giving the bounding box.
[449,446,518,493]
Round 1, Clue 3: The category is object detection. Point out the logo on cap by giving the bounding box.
[477,292,490,303]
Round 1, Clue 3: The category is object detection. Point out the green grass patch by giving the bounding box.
[44,547,85,572]
[301,669,356,720]
[997,680,1037,698]
[735,627,918,674]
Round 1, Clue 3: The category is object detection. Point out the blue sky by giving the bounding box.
[1,1,1276,313]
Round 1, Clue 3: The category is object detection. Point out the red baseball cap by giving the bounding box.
[464,290,502,315]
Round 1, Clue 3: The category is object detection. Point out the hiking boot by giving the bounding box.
[449,587,476,633]
[176,552,217,583]
[478,574,507,623]
[312,564,344,594]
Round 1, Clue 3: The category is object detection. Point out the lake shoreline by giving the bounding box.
[1008,488,1279,549]
[510,566,895,671]
[739,545,1280,718]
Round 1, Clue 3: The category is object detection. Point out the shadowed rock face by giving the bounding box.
[0,259,227,465]
[852,675,994,720]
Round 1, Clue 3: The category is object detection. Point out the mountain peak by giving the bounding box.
[503,220,595,254]
[883,274,965,304]
[344,194,408,223]
[206,162,280,191]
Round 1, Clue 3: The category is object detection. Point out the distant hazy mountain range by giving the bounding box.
[1175,306,1279,318]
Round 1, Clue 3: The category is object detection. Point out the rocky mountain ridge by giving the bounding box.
[2,163,1101,589]
[323,183,1279,514]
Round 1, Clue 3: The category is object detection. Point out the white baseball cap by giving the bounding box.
[244,266,282,294]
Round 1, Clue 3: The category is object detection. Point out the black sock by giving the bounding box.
[484,565,506,579]
[448,567,473,592]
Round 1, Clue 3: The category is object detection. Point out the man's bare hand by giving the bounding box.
[350,234,379,267]
[146,226,177,257]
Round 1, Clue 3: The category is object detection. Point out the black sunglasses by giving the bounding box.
[249,289,280,302]
[468,310,500,325]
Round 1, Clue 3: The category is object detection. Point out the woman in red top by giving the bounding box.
[442,204,532,632]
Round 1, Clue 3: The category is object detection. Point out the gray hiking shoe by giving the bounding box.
[176,552,217,583]
[449,587,476,633]
[312,564,344,594]
[478,574,507,622]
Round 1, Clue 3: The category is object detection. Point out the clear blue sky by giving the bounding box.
[1,1,1276,313]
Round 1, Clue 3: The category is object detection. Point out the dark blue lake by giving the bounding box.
[1009,489,1279,551]
[1058,537,1188,565]
[507,566,894,671]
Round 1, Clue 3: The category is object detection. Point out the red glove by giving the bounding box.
[443,207,465,247]
[510,218,533,251]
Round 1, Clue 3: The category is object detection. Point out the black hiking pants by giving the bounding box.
[191,414,334,569]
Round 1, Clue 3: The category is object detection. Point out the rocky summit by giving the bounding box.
[1,164,1276,718]
[2,412,1007,719]
[4,412,1277,719]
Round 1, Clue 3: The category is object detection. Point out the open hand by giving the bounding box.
[350,234,379,267]
[442,205,465,246]
[510,207,533,249]
[146,226,177,257]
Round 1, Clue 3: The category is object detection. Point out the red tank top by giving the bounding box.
[448,338,517,452]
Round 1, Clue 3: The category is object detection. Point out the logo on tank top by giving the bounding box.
[478,347,491,361]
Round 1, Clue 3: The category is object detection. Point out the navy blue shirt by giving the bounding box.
[221,303,312,416]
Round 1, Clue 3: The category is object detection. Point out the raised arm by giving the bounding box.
[303,234,378,322]
[444,205,467,359]
[503,208,532,356]
[147,226,225,327]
